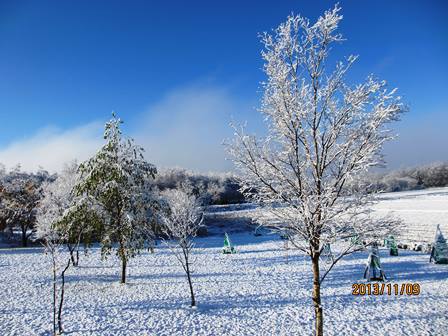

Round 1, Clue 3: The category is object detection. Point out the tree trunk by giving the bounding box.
[181,246,196,307]
[68,245,79,267]
[21,228,27,247]
[185,260,196,307]
[58,259,71,334]
[68,245,76,266]
[75,250,79,267]
[312,255,323,336]
[121,255,127,284]
[52,254,57,336]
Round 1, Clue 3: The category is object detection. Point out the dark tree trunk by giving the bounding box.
[21,228,28,247]
[312,255,323,336]
[121,256,127,284]
[75,250,79,267]
[182,248,196,307]
[185,261,196,307]
[68,244,79,267]
[119,237,127,284]
[68,245,76,266]
[57,259,71,334]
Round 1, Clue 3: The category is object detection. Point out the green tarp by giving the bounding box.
[363,244,387,281]
[385,235,398,256]
[430,225,448,264]
[223,232,236,254]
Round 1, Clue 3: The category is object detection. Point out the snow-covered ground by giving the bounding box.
[1,188,448,335]
[208,187,448,244]
[1,233,447,335]
[373,187,448,243]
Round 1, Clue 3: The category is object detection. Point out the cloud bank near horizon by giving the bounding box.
[0,84,257,173]
[0,83,446,174]
[0,122,104,173]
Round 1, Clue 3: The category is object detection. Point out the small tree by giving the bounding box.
[75,113,158,283]
[36,195,72,335]
[36,161,101,335]
[160,187,203,307]
[226,5,404,336]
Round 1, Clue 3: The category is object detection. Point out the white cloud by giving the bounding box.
[133,84,256,173]
[5,81,443,175]
[0,84,257,173]
[0,122,104,173]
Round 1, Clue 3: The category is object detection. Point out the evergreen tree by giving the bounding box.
[75,113,158,283]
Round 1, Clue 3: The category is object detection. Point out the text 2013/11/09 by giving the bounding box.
[352,283,421,296]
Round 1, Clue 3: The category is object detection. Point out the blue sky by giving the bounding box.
[0,0,447,172]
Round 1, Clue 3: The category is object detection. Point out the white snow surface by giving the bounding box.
[1,233,448,335]
[373,187,448,243]
[1,188,448,335]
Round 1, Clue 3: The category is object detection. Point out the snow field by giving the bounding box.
[1,233,447,335]
[373,187,448,243]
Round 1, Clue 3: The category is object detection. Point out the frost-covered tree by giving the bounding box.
[160,187,203,307]
[36,161,101,334]
[0,166,49,246]
[226,5,404,336]
[75,113,158,283]
[36,195,72,336]
[38,162,98,266]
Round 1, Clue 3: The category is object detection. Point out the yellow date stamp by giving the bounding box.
[352,283,421,296]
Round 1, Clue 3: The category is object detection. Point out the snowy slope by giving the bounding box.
[373,187,448,243]
[1,233,447,336]
[210,187,448,243]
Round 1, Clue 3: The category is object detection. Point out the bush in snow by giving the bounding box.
[366,162,448,193]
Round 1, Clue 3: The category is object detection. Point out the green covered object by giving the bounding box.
[223,232,236,254]
[385,235,398,256]
[430,225,448,264]
[363,244,387,281]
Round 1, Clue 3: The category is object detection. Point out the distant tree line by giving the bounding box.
[153,168,245,205]
[367,162,448,193]
[0,165,55,246]
[1,160,447,247]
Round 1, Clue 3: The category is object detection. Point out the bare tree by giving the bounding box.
[36,201,72,336]
[226,5,404,336]
[160,187,203,308]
